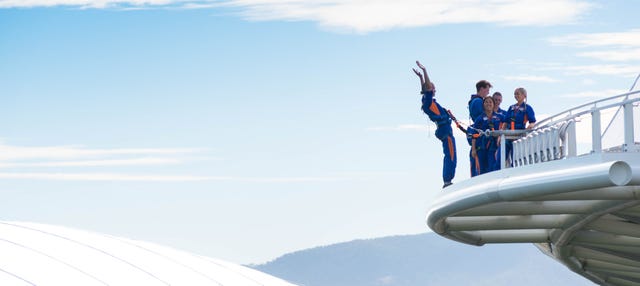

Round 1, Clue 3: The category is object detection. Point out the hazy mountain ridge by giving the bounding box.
[252,232,592,286]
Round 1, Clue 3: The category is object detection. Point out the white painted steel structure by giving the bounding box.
[0,221,297,286]
[427,89,640,286]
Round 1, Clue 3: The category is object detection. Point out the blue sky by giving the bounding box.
[0,0,639,264]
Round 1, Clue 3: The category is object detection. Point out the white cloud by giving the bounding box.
[367,124,430,132]
[0,0,594,33]
[577,49,640,61]
[548,28,640,48]
[0,172,345,182]
[541,64,640,77]
[548,29,640,64]
[0,172,213,181]
[0,142,349,182]
[0,142,210,181]
[0,0,174,8]
[557,89,629,98]
[239,176,345,182]
[502,75,561,83]
[502,60,640,79]
[376,275,395,285]
[0,143,203,161]
[0,157,182,168]
[216,0,594,33]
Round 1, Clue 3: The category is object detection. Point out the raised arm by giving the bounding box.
[416,61,434,91]
[412,68,425,92]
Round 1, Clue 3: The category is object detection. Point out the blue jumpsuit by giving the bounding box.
[502,102,536,166]
[473,112,502,174]
[491,107,507,171]
[467,94,483,177]
[495,107,507,122]
[422,90,457,185]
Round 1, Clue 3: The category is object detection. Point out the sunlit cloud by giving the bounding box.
[502,75,561,83]
[0,0,594,33]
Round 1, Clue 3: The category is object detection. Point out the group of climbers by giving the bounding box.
[413,60,536,189]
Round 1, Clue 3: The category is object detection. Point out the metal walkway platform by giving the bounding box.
[427,90,640,286]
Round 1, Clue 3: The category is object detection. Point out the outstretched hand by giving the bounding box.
[415,60,432,91]
[416,60,426,72]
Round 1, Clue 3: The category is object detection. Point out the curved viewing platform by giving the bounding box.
[427,89,640,286]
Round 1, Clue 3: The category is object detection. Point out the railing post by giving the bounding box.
[567,121,577,157]
[500,133,506,169]
[591,108,602,153]
[624,103,635,152]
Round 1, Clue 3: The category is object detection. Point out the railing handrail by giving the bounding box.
[536,90,640,129]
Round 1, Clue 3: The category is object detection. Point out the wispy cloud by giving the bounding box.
[366,124,429,132]
[576,49,640,62]
[0,142,210,181]
[0,172,213,181]
[0,172,346,182]
[558,64,640,77]
[0,142,350,182]
[219,0,594,33]
[557,89,629,98]
[0,157,182,168]
[548,29,640,48]
[0,0,594,33]
[548,29,640,63]
[502,75,561,83]
[0,143,203,161]
[538,63,640,77]
[0,0,174,9]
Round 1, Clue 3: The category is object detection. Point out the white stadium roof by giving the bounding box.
[0,221,297,286]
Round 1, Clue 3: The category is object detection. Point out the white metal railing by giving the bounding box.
[481,90,640,169]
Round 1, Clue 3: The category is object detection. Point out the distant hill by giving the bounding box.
[251,232,592,286]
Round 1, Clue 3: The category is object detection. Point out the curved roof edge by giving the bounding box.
[426,152,640,286]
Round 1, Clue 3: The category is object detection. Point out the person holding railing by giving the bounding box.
[492,92,507,120]
[413,60,457,188]
[500,87,537,167]
[467,80,493,177]
[472,96,502,174]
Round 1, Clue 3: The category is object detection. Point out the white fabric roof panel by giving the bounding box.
[0,221,297,286]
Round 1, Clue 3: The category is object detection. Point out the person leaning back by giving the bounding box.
[413,60,457,188]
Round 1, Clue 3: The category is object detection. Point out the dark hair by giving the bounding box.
[492,92,502,97]
[483,96,495,105]
[476,80,492,92]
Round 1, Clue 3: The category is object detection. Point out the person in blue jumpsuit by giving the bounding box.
[413,61,456,188]
[491,92,507,170]
[492,92,507,121]
[501,87,537,167]
[472,96,502,174]
[467,80,492,177]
